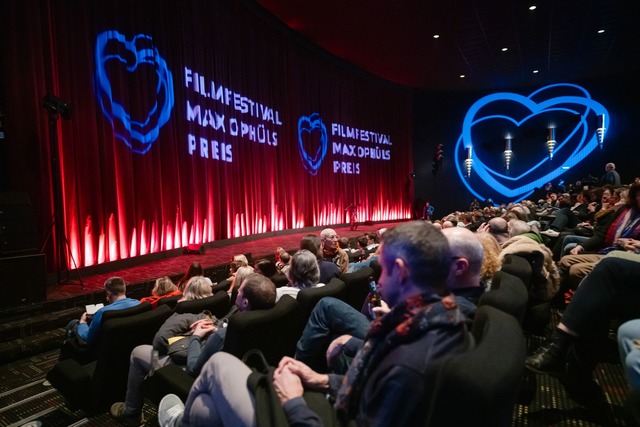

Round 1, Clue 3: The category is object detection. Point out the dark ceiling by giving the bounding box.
[254,0,640,90]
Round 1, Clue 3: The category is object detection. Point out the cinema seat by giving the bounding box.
[426,305,526,427]
[174,291,230,318]
[47,304,173,413]
[339,266,374,311]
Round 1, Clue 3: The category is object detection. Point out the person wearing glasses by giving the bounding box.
[320,228,349,273]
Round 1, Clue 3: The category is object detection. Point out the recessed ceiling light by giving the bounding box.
[598,29,605,34]
[433,34,440,39]
[529,5,537,10]
[459,74,465,78]
[501,47,508,52]
[533,70,539,73]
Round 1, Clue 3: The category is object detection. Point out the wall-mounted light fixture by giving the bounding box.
[464,146,473,177]
[504,136,513,171]
[596,114,606,148]
[546,127,556,159]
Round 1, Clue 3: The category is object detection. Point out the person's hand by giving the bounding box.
[371,299,390,317]
[80,312,88,324]
[273,365,304,405]
[191,320,216,337]
[276,357,329,391]
[326,334,352,366]
[476,222,490,234]
[569,245,584,255]
[621,239,640,252]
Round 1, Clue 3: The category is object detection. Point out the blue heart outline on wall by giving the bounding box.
[297,113,328,175]
[94,30,174,154]
[455,83,609,202]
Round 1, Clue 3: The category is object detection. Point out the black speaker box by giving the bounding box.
[0,253,47,308]
[0,192,39,256]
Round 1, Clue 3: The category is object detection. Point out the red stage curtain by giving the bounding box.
[0,0,413,270]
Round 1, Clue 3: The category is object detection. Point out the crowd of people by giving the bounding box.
[55,162,640,426]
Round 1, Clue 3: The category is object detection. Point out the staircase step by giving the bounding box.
[0,328,66,364]
[0,308,82,343]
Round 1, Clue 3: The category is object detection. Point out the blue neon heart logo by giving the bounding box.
[297,113,328,175]
[455,83,609,202]
[95,31,174,154]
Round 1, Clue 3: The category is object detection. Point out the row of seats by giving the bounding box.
[46,267,374,413]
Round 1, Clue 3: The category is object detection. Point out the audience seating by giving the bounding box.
[58,301,153,364]
[156,295,182,309]
[174,291,230,318]
[142,295,302,405]
[426,305,526,427]
[479,270,528,324]
[296,278,346,320]
[47,304,173,413]
[211,278,231,294]
[501,254,551,334]
[221,295,301,365]
[339,266,374,311]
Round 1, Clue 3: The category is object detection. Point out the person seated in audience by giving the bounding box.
[557,183,640,292]
[338,237,358,256]
[294,225,481,373]
[500,220,560,303]
[476,216,509,246]
[618,318,640,424]
[177,276,213,303]
[301,234,341,283]
[64,277,140,347]
[320,228,349,273]
[525,255,640,408]
[176,262,204,292]
[553,187,624,261]
[140,276,182,309]
[110,274,276,426]
[156,221,472,427]
[276,249,324,301]
[475,232,502,290]
[227,265,254,304]
[253,258,279,278]
[275,247,291,275]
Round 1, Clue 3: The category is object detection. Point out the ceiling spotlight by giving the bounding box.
[533,70,539,74]
[529,5,537,10]
[597,29,605,34]
[433,34,440,39]
[459,74,465,78]
[501,47,508,52]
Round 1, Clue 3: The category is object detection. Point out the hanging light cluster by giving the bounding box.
[504,136,513,171]
[546,127,556,159]
[464,146,473,177]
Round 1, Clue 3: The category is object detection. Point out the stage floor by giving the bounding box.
[46,221,406,301]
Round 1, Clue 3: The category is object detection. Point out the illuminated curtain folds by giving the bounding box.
[0,0,413,270]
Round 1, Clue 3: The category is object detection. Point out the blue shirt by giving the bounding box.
[76,298,140,344]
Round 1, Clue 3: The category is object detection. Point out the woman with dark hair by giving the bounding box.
[176,262,204,292]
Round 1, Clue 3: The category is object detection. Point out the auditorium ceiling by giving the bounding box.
[254,0,640,90]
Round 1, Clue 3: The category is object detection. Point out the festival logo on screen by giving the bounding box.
[297,113,328,175]
[455,83,609,203]
[94,31,174,154]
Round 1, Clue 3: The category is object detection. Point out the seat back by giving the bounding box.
[175,291,230,318]
[156,295,182,309]
[426,305,525,427]
[221,295,301,366]
[339,266,374,311]
[297,278,346,320]
[101,300,152,321]
[479,271,528,324]
[211,278,231,294]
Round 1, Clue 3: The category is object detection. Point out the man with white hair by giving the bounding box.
[320,228,349,273]
[601,162,621,186]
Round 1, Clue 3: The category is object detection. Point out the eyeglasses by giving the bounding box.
[324,235,339,240]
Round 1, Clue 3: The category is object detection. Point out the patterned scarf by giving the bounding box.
[334,292,468,418]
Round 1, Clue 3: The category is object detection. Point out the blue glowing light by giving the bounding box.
[297,113,328,175]
[94,31,174,154]
[455,83,609,203]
